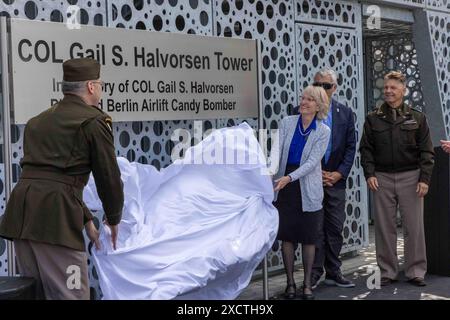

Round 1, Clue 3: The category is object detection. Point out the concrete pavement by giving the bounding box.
[238,225,450,300]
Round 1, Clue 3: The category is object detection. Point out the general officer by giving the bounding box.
[0,58,124,299]
[360,71,434,287]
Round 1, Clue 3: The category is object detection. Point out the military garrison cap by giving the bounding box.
[63,58,100,81]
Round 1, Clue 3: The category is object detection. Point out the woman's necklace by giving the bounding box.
[298,121,312,136]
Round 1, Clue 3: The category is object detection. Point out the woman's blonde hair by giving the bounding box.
[301,85,330,120]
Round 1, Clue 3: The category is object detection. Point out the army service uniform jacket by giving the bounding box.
[0,94,124,251]
[359,102,435,185]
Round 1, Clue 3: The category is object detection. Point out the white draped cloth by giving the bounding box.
[83,123,279,300]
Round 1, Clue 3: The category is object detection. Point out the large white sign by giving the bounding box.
[9,19,259,124]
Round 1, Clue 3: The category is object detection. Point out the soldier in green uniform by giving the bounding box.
[360,71,434,287]
[0,58,124,299]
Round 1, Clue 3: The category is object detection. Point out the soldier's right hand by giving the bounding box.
[104,220,119,250]
[367,177,379,191]
[85,220,101,251]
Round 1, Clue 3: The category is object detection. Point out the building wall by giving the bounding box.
[424,9,450,137]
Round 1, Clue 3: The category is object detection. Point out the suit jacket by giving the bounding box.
[273,115,331,212]
[0,94,124,251]
[321,99,356,189]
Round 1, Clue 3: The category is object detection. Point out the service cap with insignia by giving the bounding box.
[63,58,100,81]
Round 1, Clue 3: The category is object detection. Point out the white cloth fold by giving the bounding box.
[83,123,279,300]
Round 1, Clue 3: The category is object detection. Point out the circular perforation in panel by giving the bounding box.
[109,0,212,35]
[296,23,366,253]
[368,36,425,112]
[214,1,296,127]
[427,0,450,12]
[295,0,358,28]
[428,11,450,137]
[112,120,216,169]
[0,0,107,25]
[216,0,297,118]
[296,24,362,112]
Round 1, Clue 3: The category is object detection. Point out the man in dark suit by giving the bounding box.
[310,69,356,288]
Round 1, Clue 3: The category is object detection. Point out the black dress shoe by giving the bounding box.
[324,273,355,288]
[380,277,397,286]
[408,277,426,287]
[302,285,315,300]
[283,283,296,299]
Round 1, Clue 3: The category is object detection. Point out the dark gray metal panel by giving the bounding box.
[413,9,448,145]
[424,147,450,276]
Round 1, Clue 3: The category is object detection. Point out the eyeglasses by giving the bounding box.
[313,82,334,90]
[90,80,104,87]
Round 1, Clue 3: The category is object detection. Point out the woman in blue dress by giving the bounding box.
[273,85,330,300]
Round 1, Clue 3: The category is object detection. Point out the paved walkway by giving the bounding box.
[238,226,450,300]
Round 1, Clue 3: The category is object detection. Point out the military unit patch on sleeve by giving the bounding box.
[105,117,113,131]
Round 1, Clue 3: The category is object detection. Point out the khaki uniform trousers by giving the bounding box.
[13,239,89,300]
[373,169,427,280]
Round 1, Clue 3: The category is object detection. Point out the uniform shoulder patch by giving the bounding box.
[368,109,378,117]
[104,116,113,131]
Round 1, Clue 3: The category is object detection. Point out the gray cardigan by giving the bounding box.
[273,115,331,212]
